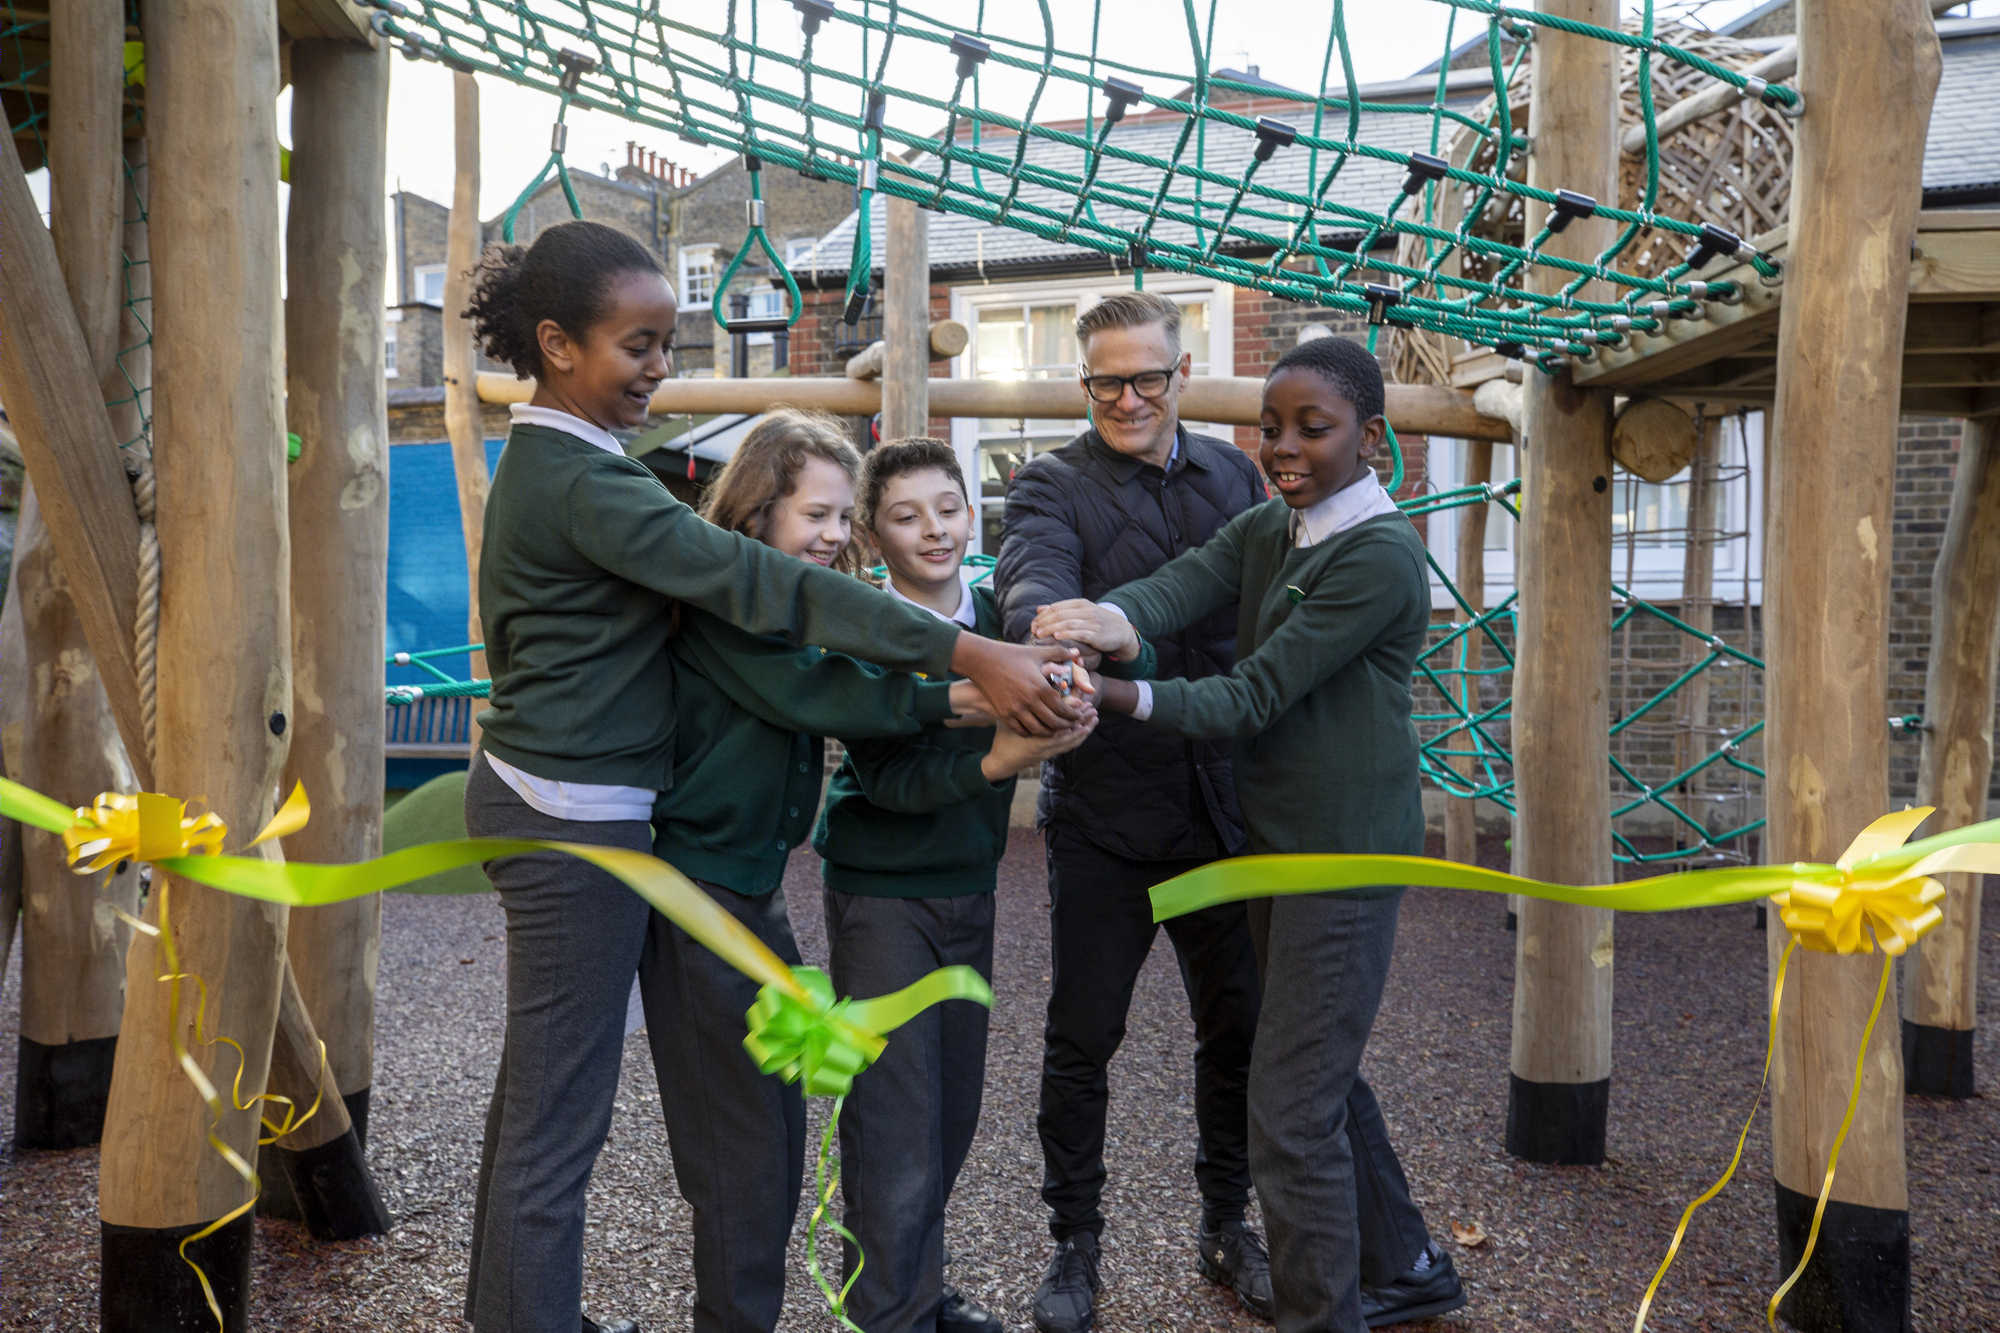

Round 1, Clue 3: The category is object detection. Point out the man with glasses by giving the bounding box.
[995,291,1270,1332]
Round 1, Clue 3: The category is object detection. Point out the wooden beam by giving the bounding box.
[1763,2,1939,1324]
[98,4,292,1323]
[1903,415,1999,1098]
[49,0,126,382]
[0,113,148,785]
[882,193,931,439]
[272,37,393,1239]
[1445,440,1492,869]
[275,0,375,43]
[444,71,489,689]
[1507,0,1618,1168]
[477,371,1516,440]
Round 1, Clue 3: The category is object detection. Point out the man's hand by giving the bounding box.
[1030,600,1141,662]
[950,634,1085,736]
[980,711,1100,782]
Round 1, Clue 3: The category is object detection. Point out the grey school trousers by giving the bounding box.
[1245,890,1431,1333]
[824,889,996,1333]
[463,756,654,1333]
[636,877,807,1333]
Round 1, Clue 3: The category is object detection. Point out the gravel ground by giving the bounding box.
[3,831,1995,1331]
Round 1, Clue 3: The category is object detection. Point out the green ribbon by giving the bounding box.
[744,964,993,1098]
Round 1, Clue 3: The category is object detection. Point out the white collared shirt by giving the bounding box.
[1290,470,1401,547]
[484,405,652,821]
[885,567,980,627]
[510,403,625,456]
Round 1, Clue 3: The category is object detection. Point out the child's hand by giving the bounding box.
[1031,600,1141,662]
[951,636,1087,736]
[945,680,998,728]
[980,713,1100,782]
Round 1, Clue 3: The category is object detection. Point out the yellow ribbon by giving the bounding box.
[1144,807,2000,1332]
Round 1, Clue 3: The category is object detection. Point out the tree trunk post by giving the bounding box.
[49,0,125,382]
[445,70,490,698]
[97,3,295,1325]
[266,36,394,1242]
[1506,0,1618,1167]
[1445,439,1492,868]
[1764,3,1939,1327]
[1901,413,1999,1099]
[881,192,930,441]
[1676,414,1724,789]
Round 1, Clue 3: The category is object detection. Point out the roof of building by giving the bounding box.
[800,29,2000,280]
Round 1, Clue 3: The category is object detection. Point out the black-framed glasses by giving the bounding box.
[1078,365,1181,403]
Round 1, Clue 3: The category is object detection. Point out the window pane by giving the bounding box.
[1178,299,1211,374]
[978,307,1027,380]
[1612,469,1690,547]
[1028,304,1076,373]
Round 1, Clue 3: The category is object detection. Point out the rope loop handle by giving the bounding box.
[713,156,806,334]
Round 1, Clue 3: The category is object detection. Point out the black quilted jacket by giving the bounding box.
[995,425,1266,862]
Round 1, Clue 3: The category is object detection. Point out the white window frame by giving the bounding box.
[384,308,402,379]
[1421,409,1765,610]
[678,244,718,311]
[784,237,821,269]
[947,274,1235,556]
[413,263,447,307]
[744,286,788,347]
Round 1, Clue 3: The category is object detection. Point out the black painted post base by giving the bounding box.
[1772,1180,1910,1332]
[257,1124,392,1240]
[14,1033,118,1150]
[342,1085,370,1152]
[102,1210,254,1333]
[1901,1020,1975,1098]
[1504,1073,1608,1165]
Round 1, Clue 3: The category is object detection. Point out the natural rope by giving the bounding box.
[130,454,160,774]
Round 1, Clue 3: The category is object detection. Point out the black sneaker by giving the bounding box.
[1031,1233,1101,1333]
[1359,1243,1466,1328]
[1196,1222,1274,1320]
[581,1317,639,1333]
[939,1283,1005,1333]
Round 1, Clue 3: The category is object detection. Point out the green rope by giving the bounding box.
[712,159,805,333]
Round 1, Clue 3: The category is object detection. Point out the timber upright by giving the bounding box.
[1763,2,1940,1330]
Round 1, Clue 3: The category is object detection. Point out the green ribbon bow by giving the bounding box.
[745,964,993,1098]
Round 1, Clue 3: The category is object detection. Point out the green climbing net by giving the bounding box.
[359,0,1789,368]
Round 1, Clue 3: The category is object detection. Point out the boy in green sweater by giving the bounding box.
[1031,336,1466,1332]
[815,439,1096,1333]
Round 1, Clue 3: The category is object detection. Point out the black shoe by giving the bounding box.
[939,1284,1004,1333]
[582,1317,640,1333]
[1032,1233,1101,1333]
[1196,1223,1274,1320]
[1359,1243,1466,1328]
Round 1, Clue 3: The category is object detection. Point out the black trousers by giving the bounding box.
[826,889,996,1333]
[1037,824,1261,1241]
[638,879,808,1333]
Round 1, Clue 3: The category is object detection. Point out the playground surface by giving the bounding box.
[2,832,1995,1332]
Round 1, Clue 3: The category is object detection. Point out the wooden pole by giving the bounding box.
[4,488,142,1150]
[49,0,126,383]
[267,36,393,1242]
[476,369,1516,440]
[1675,415,1725,803]
[444,70,490,687]
[1764,3,1939,1326]
[0,107,148,785]
[1902,414,1999,1098]
[1445,440,1492,867]
[1506,0,1618,1167]
[97,2,294,1325]
[6,0,143,1153]
[881,193,930,440]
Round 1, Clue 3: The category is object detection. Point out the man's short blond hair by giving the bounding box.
[1075,291,1182,356]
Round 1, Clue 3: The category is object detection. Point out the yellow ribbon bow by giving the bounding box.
[1768,805,2000,956]
[60,783,310,873]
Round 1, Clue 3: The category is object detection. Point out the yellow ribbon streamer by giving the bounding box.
[1145,807,2000,1331]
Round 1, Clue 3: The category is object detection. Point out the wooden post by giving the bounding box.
[444,70,490,690]
[1675,415,1724,788]
[97,3,294,1325]
[267,36,393,1241]
[1902,414,1999,1097]
[1764,3,1939,1326]
[7,0,143,1153]
[1445,440,1492,867]
[881,193,930,440]
[1506,0,1618,1167]
[4,488,142,1150]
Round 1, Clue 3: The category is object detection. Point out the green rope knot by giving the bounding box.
[742,963,994,1099]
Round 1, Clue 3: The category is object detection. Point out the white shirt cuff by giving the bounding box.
[1096,600,1130,621]
[1131,679,1154,722]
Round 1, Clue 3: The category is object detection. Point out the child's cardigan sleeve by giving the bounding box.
[674,612,956,741]
[837,731,1005,815]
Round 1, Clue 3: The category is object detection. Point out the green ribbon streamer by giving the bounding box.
[745,964,993,1098]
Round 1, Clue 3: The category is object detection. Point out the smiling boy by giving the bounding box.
[1032,334,1466,1331]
